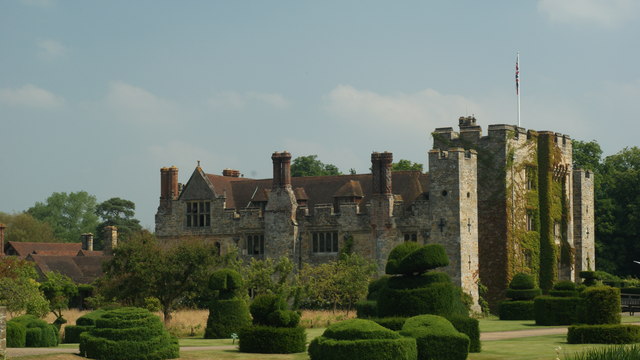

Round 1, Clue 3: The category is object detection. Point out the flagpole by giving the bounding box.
[516,52,521,127]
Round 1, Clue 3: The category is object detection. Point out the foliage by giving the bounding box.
[8,315,59,347]
[537,135,559,292]
[377,282,467,318]
[566,344,640,360]
[0,257,49,317]
[249,294,298,327]
[308,319,417,360]
[291,155,342,177]
[241,256,297,301]
[7,321,27,347]
[567,324,640,344]
[0,212,57,242]
[27,191,99,243]
[447,315,481,353]
[509,273,536,290]
[204,298,251,339]
[400,314,470,360]
[499,300,535,320]
[580,286,620,325]
[98,233,217,324]
[40,271,78,321]
[239,325,307,354]
[392,159,423,172]
[95,197,142,247]
[371,317,407,331]
[385,243,449,275]
[65,310,107,342]
[505,288,541,300]
[79,307,179,360]
[355,300,377,318]
[533,295,581,325]
[573,140,603,172]
[209,269,244,300]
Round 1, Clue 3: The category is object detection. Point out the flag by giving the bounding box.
[515,54,520,95]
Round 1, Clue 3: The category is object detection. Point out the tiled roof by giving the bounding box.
[6,241,83,257]
[27,254,108,284]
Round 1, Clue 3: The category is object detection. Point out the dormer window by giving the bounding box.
[186,201,211,227]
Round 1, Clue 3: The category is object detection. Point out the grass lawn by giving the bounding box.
[479,315,640,333]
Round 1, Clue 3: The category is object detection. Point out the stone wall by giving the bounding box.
[573,169,596,276]
[0,306,6,360]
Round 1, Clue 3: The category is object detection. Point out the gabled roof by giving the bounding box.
[6,241,83,257]
[27,253,108,284]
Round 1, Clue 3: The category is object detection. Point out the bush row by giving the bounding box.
[567,324,640,344]
[7,315,59,348]
[239,326,306,354]
[399,315,469,360]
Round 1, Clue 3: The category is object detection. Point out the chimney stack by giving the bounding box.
[103,226,118,254]
[0,223,5,256]
[371,152,393,195]
[81,233,94,251]
[271,152,292,189]
[222,169,241,177]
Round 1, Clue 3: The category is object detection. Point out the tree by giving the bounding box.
[0,257,49,317]
[291,155,342,177]
[40,272,78,325]
[27,191,99,243]
[392,159,423,172]
[0,212,57,242]
[95,197,142,247]
[241,257,297,300]
[573,140,603,172]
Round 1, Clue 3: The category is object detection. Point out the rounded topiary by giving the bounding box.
[355,300,377,318]
[386,243,449,276]
[205,269,251,339]
[386,242,422,275]
[79,307,179,360]
[505,288,541,301]
[308,319,417,360]
[367,276,390,300]
[399,315,470,360]
[249,294,289,326]
[554,280,577,291]
[509,273,536,290]
[9,315,59,347]
[64,309,107,343]
[6,321,27,348]
[447,315,481,353]
[581,286,621,325]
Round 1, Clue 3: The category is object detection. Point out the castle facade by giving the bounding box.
[155,117,595,308]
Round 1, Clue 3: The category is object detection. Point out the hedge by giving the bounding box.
[308,319,417,360]
[400,315,469,360]
[581,286,620,325]
[377,282,467,318]
[239,325,306,354]
[386,243,449,275]
[79,307,179,360]
[9,315,59,347]
[355,300,377,318]
[76,310,107,326]
[567,324,640,344]
[64,325,94,343]
[548,290,579,297]
[510,273,536,290]
[505,288,541,301]
[622,287,640,295]
[205,298,251,338]
[367,277,390,300]
[534,296,581,325]
[209,269,244,300]
[499,301,535,320]
[7,321,26,348]
[371,317,407,331]
[386,272,451,290]
[447,315,480,353]
[249,294,288,326]
[554,280,577,291]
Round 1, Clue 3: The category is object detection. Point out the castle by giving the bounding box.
[155,117,595,309]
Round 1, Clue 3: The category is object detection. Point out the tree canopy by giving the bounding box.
[391,159,423,172]
[27,191,99,243]
[0,212,57,242]
[291,155,342,177]
[95,197,142,247]
[0,257,49,317]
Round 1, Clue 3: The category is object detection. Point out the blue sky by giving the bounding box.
[1,0,639,228]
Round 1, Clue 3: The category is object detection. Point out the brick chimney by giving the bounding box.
[222,169,241,177]
[0,223,5,256]
[371,152,393,195]
[81,233,94,251]
[271,152,292,189]
[103,226,118,254]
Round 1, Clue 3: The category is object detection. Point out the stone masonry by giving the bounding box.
[0,306,6,360]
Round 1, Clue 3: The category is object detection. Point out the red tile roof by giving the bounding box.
[6,241,83,257]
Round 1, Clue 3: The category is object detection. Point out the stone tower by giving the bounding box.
[264,152,298,259]
[428,147,480,310]
[573,169,595,274]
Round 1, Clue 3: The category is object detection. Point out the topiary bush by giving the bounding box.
[504,288,542,301]
[499,272,541,320]
[399,314,469,360]
[6,321,26,348]
[64,309,107,343]
[549,280,579,297]
[567,324,640,344]
[371,317,407,331]
[308,319,417,360]
[204,269,251,339]
[8,315,59,347]
[79,307,179,360]
[447,315,480,353]
[509,273,536,290]
[579,271,598,286]
[238,294,306,354]
[355,300,377,318]
[377,282,467,318]
[499,301,535,321]
[534,296,581,325]
[386,243,449,276]
[581,286,620,325]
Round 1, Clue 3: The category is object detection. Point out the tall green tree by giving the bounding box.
[0,212,57,242]
[572,140,603,172]
[27,191,99,243]
[0,257,49,317]
[40,272,78,324]
[392,159,423,172]
[95,197,142,247]
[291,155,342,177]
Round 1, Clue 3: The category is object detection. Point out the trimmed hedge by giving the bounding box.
[567,324,640,344]
[554,280,577,291]
[447,315,480,353]
[205,298,251,339]
[534,296,581,325]
[308,319,417,360]
[9,315,59,347]
[377,282,467,318]
[400,315,469,360]
[510,273,536,290]
[7,321,26,348]
[76,310,107,326]
[64,310,107,343]
[548,290,579,297]
[79,307,179,360]
[250,294,288,326]
[387,272,451,290]
[367,277,389,300]
[499,301,535,320]
[505,288,541,301]
[386,242,422,275]
[209,269,244,300]
[621,287,640,295]
[580,271,598,286]
[372,317,407,331]
[239,326,306,354]
[581,286,620,325]
[386,243,449,275]
[355,300,377,318]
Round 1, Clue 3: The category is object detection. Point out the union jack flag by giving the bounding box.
[516,54,520,95]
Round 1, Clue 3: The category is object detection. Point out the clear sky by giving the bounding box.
[1,0,638,229]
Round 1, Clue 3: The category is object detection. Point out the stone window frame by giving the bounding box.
[312,231,339,254]
[403,232,418,242]
[526,212,534,231]
[185,201,211,227]
[246,233,264,256]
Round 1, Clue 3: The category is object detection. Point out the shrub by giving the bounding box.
[7,321,26,348]
[79,307,179,360]
[400,315,469,360]
[534,296,581,325]
[387,272,451,290]
[367,277,389,300]
[385,242,422,275]
[580,271,598,286]
[239,326,306,354]
[386,243,448,275]
[621,287,640,295]
[554,280,577,291]
[509,273,536,290]
[76,310,107,326]
[9,315,58,347]
[505,288,541,300]
[65,310,107,343]
[447,315,480,353]
[249,294,287,326]
[565,344,640,359]
[377,282,467,318]
[549,290,579,297]
[204,298,251,339]
[355,300,377,318]
[372,317,407,331]
[567,324,640,344]
[581,286,620,325]
[499,300,535,320]
[209,269,244,300]
[308,319,417,360]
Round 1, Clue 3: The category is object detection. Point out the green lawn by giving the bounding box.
[478,315,640,333]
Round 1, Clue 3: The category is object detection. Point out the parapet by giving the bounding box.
[428,148,477,161]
